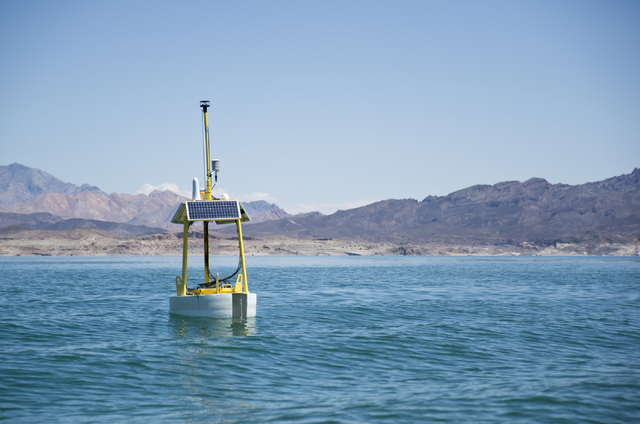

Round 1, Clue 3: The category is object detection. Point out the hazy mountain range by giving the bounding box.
[0,163,298,234]
[1,163,639,245]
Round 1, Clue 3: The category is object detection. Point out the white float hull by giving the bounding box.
[170,293,257,318]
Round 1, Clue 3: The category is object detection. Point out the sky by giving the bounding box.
[1,0,639,214]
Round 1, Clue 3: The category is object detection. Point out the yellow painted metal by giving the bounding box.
[175,276,183,295]
[234,274,243,293]
[203,106,212,201]
[178,218,188,296]
[236,219,249,293]
[172,102,256,303]
[174,217,248,297]
[189,286,234,295]
[203,221,210,284]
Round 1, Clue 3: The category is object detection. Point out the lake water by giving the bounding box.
[1,255,639,423]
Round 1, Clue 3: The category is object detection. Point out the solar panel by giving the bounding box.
[185,200,241,221]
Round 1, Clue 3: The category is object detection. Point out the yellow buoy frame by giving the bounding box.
[236,220,249,293]
[177,219,188,296]
[175,216,249,296]
[173,100,250,297]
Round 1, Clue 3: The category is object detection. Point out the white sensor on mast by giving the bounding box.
[212,159,220,182]
[192,178,202,201]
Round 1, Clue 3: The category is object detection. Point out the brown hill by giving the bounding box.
[0,163,103,209]
[2,165,296,230]
[6,189,189,230]
[5,189,294,230]
[1,164,296,230]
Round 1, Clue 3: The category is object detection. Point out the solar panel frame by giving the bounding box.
[185,200,242,221]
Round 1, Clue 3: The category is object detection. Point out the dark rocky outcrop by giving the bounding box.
[0,212,166,236]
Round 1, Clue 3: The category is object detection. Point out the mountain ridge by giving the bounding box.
[0,212,167,236]
[0,163,104,209]
[2,163,638,246]
[0,164,305,231]
[223,169,640,245]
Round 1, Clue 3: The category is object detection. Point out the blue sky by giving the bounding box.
[1,0,639,214]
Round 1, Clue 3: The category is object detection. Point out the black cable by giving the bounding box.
[193,241,243,290]
[206,255,242,287]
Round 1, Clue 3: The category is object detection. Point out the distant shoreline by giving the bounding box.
[0,227,637,257]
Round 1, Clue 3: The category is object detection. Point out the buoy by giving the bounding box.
[169,100,256,318]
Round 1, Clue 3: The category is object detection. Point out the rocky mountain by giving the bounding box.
[0,163,103,209]
[5,188,295,230]
[6,189,187,230]
[228,169,640,245]
[1,164,297,231]
[5,163,637,246]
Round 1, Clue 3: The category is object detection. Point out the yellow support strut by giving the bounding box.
[177,218,188,296]
[202,101,212,201]
[236,219,249,293]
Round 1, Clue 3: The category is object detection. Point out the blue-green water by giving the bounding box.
[1,256,639,423]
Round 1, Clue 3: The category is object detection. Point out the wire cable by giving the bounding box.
[189,235,243,290]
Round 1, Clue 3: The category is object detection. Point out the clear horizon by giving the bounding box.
[1,1,639,215]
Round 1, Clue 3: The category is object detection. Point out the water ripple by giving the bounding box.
[1,256,639,422]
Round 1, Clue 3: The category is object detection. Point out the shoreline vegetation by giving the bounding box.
[0,227,637,257]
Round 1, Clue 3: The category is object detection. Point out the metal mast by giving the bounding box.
[201,100,211,284]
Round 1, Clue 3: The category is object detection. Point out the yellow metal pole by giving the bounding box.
[204,221,210,284]
[235,220,249,293]
[201,101,212,201]
[200,101,212,286]
[179,218,189,296]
